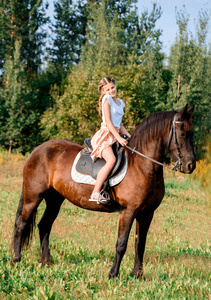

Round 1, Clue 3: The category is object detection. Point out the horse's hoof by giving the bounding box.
[108,272,119,279]
[130,270,143,279]
[39,258,51,266]
[13,257,21,263]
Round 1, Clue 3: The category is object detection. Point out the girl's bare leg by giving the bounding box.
[92,146,116,194]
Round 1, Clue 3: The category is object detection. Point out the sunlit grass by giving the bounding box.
[0,152,210,299]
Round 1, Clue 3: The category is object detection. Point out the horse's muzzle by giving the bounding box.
[184,159,196,174]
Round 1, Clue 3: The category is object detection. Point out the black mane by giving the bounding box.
[129,110,176,151]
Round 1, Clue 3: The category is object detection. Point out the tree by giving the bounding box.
[47,0,87,72]
[81,0,127,69]
[0,40,40,153]
[167,7,210,157]
[136,3,163,58]
[83,0,163,64]
[0,0,49,74]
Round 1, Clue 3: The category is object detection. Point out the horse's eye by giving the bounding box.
[181,132,185,137]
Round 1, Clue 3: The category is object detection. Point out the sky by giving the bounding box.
[137,0,210,56]
[46,0,211,57]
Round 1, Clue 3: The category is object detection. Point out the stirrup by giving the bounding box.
[89,191,111,205]
[99,190,111,204]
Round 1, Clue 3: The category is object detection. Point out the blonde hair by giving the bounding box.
[98,76,116,113]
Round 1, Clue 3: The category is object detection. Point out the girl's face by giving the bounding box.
[102,83,117,99]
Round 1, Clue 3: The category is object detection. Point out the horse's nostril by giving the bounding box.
[187,161,196,173]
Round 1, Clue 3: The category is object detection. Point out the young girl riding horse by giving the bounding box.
[89,77,131,204]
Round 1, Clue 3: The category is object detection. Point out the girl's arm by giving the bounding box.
[103,98,128,146]
[120,123,131,138]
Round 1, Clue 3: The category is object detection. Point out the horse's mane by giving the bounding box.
[129,110,176,152]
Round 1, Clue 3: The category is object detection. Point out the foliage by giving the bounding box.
[81,0,163,67]
[190,136,211,190]
[136,3,163,59]
[40,65,99,143]
[47,0,87,72]
[0,40,41,153]
[166,7,210,157]
[81,0,128,69]
[0,0,49,74]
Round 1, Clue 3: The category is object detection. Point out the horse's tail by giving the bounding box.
[12,184,38,249]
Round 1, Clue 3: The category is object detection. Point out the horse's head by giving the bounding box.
[168,104,196,174]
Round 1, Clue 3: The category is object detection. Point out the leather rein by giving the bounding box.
[126,113,184,172]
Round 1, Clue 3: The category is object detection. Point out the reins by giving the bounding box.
[126,113,185,172]
[126,145,177,170]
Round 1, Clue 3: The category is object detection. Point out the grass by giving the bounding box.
[0,151,210,299]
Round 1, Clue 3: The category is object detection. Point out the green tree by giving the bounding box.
[167,7,210,157]
[136,3,163,58]
[83,0,163,64]
[81,0,127,69]
[0,40,40,153]
[48,0,87,72]
[0,0,49,74]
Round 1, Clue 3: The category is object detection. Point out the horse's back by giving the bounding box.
[25,139,82,165]
[23,139,82,190]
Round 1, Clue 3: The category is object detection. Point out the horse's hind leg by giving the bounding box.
[38,189,64,265]
[13,186,41,262]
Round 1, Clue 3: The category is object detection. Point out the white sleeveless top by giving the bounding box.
[102,94,125,129]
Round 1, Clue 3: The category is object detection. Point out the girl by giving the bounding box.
[89,76,131,204]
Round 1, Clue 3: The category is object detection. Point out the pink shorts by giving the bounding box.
[90,124,117,161]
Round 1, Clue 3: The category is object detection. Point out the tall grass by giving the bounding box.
[0,150,210,299]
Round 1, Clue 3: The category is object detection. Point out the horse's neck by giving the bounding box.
[142,139,164,166]
[129,117,170,171]
[135,131,165,160]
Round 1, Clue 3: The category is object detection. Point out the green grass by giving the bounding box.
[0,155,210,299]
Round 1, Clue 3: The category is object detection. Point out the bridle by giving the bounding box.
[167,113,184,171]
[126,113,185,172]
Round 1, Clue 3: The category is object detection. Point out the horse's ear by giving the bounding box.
[187,104,194,116]
[179,103,194,120]
[179,104,188,120]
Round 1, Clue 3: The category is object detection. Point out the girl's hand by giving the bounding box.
[118,137,128,147]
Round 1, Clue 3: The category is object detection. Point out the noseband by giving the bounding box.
[126,113,185,172]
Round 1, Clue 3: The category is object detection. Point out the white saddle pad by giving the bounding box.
[71,151,128,186]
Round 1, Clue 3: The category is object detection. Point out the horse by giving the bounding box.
[12,104,195,279]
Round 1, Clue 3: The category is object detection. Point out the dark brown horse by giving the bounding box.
[13,104,195,278]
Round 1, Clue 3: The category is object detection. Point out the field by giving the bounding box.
[0,151,210,299]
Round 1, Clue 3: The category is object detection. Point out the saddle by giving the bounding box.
[76,135,129,180]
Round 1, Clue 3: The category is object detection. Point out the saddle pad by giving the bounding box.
[71,151,128,186]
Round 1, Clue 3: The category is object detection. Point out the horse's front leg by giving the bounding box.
[130,211,154,278]
[109,208,135,279]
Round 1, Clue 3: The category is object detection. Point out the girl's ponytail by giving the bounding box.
[98,93,104,114]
